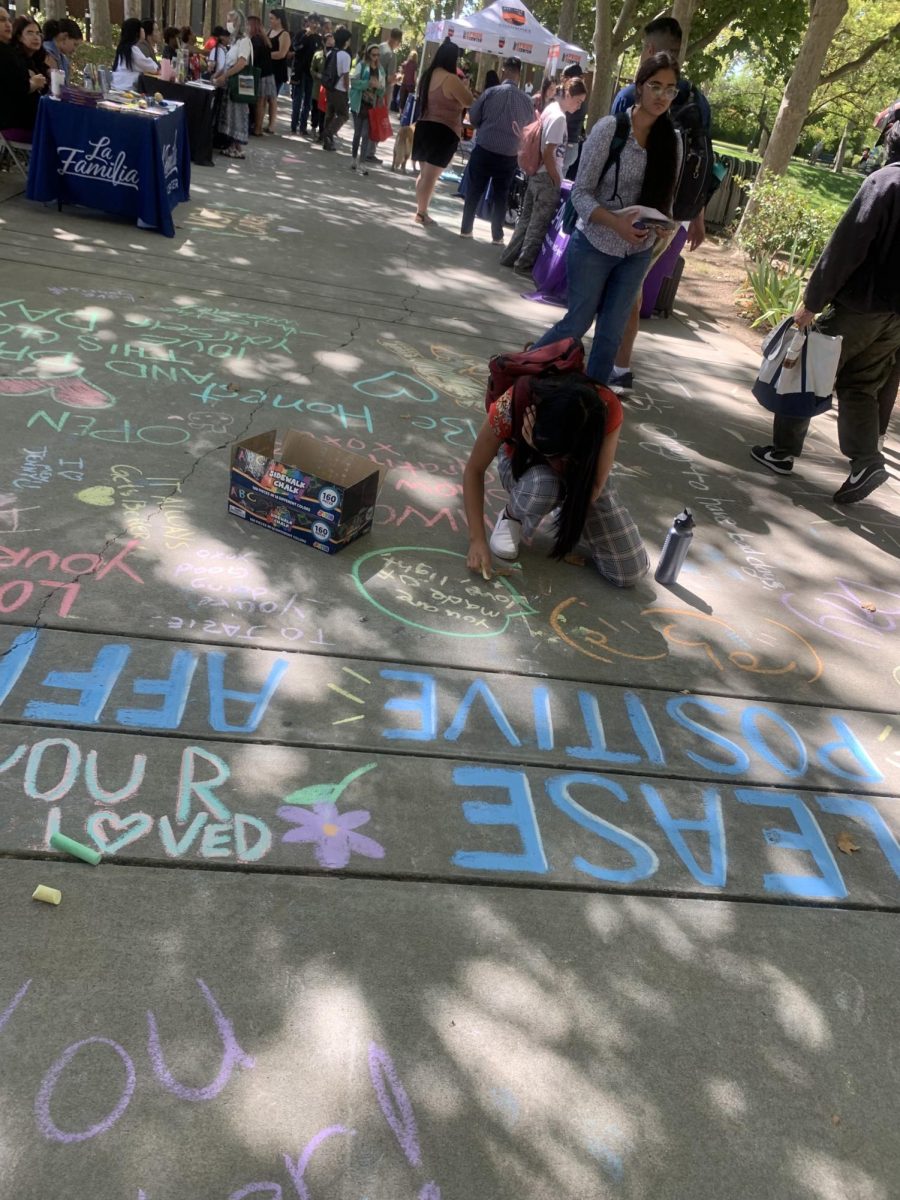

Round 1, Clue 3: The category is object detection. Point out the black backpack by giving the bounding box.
[669,84,717,220]
[562,114,629,234]
[321,47,340,90]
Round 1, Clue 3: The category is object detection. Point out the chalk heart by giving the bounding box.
[76,486,116,507]
[87,811,154,854]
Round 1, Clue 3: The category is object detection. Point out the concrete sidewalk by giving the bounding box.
[0,117,898,1199]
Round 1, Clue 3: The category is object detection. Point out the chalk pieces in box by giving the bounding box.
[228,430,383,554]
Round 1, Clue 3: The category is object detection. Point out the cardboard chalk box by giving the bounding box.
[228,430,382,554]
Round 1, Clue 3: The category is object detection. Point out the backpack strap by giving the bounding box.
[598,112,629,199]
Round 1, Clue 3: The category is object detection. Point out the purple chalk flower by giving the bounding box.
[277,802,385,870]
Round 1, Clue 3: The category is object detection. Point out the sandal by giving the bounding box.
[414,211,436,226]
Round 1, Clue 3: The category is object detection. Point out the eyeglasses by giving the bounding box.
[645,82,679,99]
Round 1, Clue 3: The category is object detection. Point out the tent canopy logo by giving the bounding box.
[501,6,527,25]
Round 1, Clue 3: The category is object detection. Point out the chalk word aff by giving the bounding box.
[0,980,440,1200]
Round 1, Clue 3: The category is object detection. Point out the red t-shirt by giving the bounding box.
[488,385,623,461]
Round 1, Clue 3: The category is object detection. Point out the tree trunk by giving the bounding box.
[89,0,112,46]
[42,0,67,20]
[123,0,141,19]
[174,0,191,28]
[216,0,230,30]
[585,0,613,132]
[557,0,578,44]
[669,0,697,60]
[832,119,852,174]
[201,0,212,39]
[754,0,848,181]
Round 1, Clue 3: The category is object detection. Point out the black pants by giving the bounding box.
[291,73,312,132]
[461,145,518,241]
[773,303,900,471]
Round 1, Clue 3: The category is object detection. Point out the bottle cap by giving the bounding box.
[674,508,694,531]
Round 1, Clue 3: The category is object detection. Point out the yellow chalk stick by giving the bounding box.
[32,885,62,906]
[481,566,491,581]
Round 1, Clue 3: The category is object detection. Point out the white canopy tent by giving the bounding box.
[425,0,588,72]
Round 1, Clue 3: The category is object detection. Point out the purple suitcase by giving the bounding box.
[640,224,688,317]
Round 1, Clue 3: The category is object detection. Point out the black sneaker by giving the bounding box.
[609,367,633,392]
[833,463,889,504]
[750,445,794,475]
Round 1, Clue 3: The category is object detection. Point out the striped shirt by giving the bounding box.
[468,80,535,158]
[572,112,682,258]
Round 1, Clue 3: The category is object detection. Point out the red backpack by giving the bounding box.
[515,113,544,175]
[485,337,585,409]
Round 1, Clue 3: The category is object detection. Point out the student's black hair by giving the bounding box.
[141,18,157,37]
[509,374,607,559]
[885,121,900,163]
[635,51,680,214]
[333,25,351,48]
[42,19,60,40]
[484,68,500,89]
[418,36,459,115]
[113,17,143,71]
[58,19,83,40]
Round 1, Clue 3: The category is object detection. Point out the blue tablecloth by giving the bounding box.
[26,96,191,237]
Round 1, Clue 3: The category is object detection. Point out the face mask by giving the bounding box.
[226,21,235,33]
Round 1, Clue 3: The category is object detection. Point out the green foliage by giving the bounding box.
[742,240,815,329]
[736,174,836,261]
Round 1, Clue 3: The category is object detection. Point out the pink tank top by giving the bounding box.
[424,73,463,136]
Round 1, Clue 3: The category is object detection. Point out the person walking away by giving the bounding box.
[750,121,900,505]
[463,372,649,587]
[290,14,321,135]
[398,49,417,113]
[460,57,534,244]
[213,9,252,160]
[268,9,291,125]
[322,27,352,152]
[411,38,473,226]
[529,53,682,385]
[349,43,385,174]
[247,16,274,135]
[501,77,586,278]
[608,17,713,391]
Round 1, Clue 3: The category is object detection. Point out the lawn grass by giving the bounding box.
[713,139,860,222]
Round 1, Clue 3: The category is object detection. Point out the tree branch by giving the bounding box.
[819,20,900,86]
[612,0,653,45]
[685,8,741,58]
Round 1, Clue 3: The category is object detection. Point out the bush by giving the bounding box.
[736,175,835,262]
[741,239,816,329]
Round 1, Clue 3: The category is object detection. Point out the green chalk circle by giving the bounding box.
[50,831,102,866]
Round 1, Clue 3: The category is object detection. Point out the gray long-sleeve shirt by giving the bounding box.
[805,162,900,314]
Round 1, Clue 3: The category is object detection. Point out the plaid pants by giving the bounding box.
[500,173,560,271]
[497,454,649,587]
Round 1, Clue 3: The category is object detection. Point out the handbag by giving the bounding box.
[228,65,261,102]
[317,84,327,113]
[752,316,843,420]
[368,102,392,143]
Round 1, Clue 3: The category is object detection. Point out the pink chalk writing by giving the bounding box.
[35,1037,136,1143]
[146,977,255,1101]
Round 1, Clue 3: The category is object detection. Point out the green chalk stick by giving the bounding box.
[50,831,102,866]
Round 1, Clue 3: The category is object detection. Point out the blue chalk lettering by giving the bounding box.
[816,717,884,785]
[452,766,548,874]
[177,747,231,822]
[381,670,437,741]
[116,650,198,729]
[640,783,727,887]
[547,773,658,884]
[735,788,847,900]
[666,697,750,775]
[0,629,38,706]
[740,706,808,779]
[444,680,520,747]
[206,653,288,733]
[532,686,554,751]
[566,692,641,764]
[623,691,666,765]
[24,645,131,724]
[816,795,900,880]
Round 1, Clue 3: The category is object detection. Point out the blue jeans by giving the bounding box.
[461,145,519,241]
[533,229,652,384]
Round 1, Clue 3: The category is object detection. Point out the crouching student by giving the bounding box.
[463,373,649,586]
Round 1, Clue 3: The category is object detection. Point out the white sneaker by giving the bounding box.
[489,510,522,560]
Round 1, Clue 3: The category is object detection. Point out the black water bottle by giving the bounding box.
[655,508,695,585]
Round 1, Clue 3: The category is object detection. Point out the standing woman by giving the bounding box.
[530,52,682,385]
[398,48,417,112]
[463,372,648,587]
[267,8,291,125]
[111,18,159,90]
[247,15,274,135]
[412,38,473,227]
[349,43,384,174]
[532,74,556,114]
[213,9,252,159]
